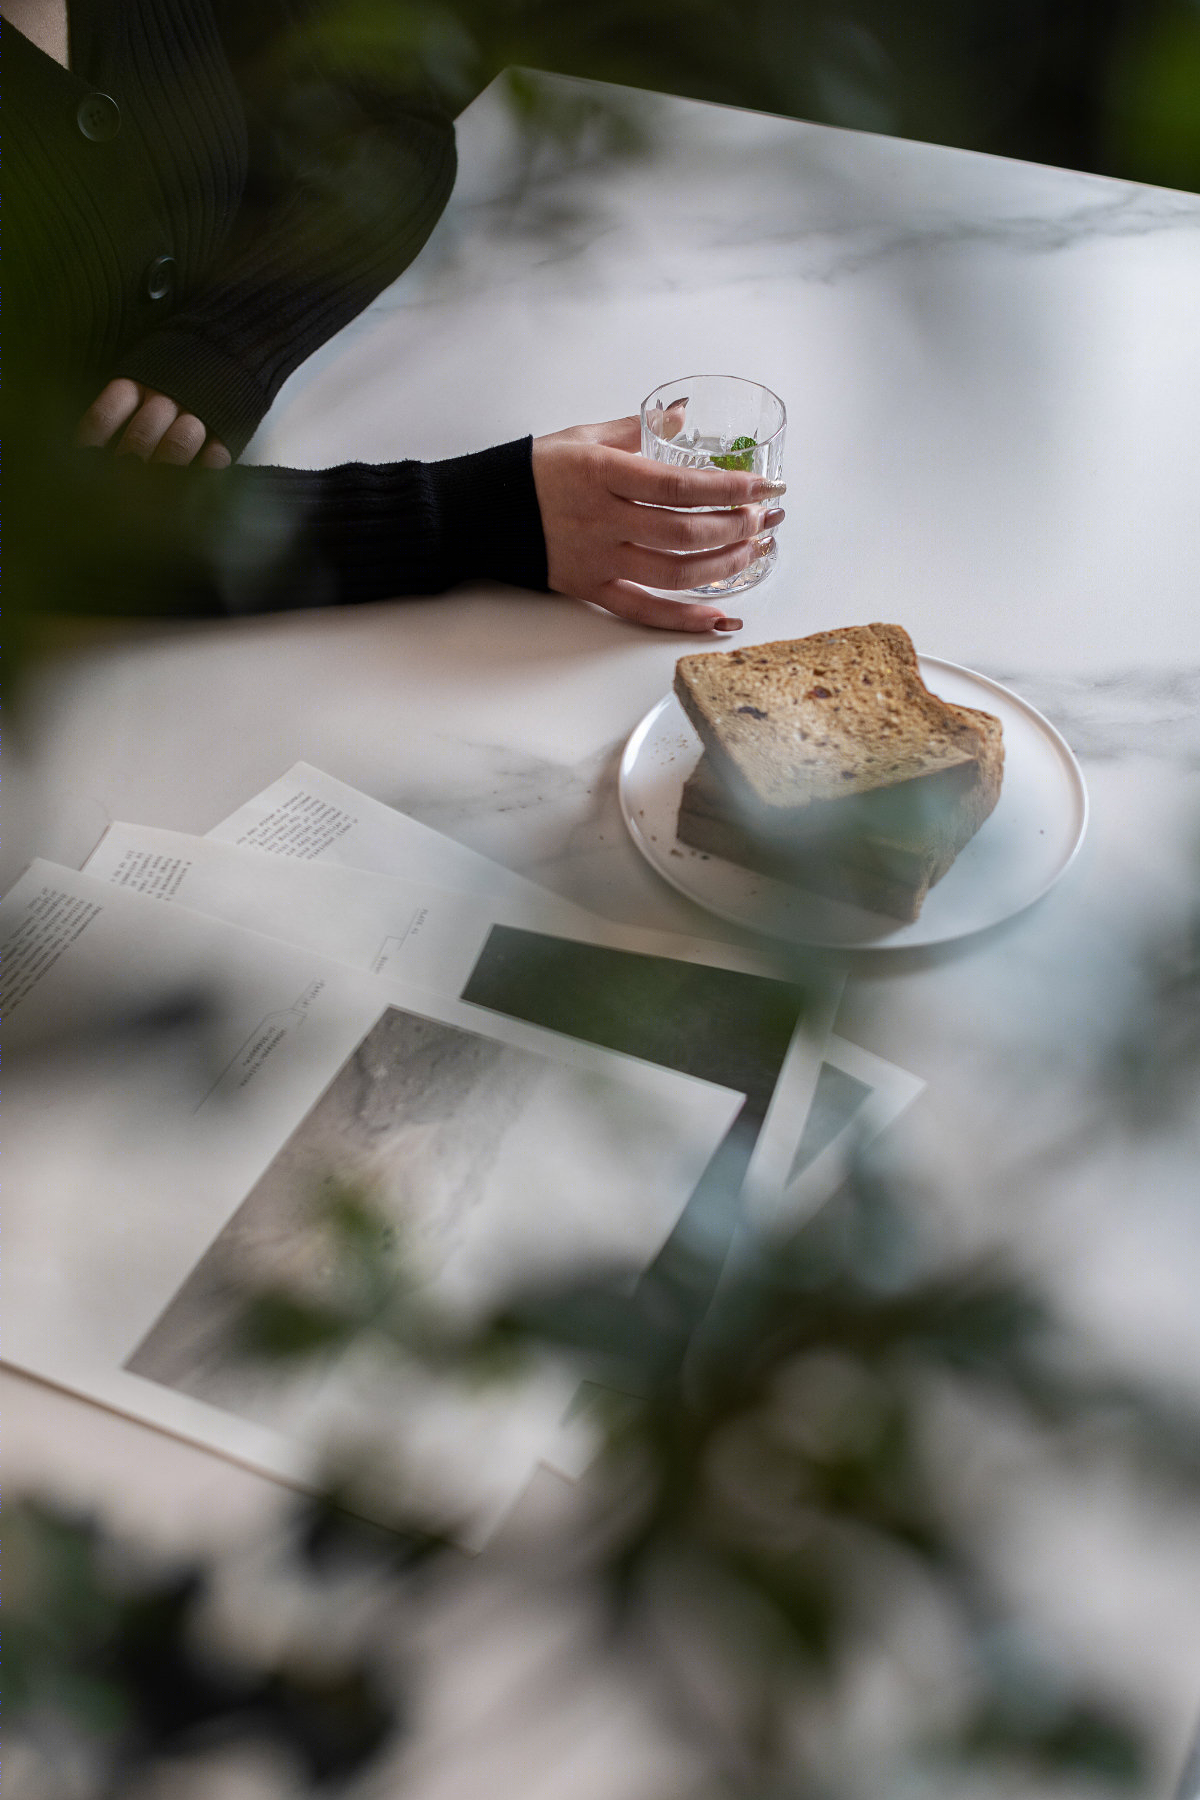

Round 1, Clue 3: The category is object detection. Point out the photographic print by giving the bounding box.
[461,924,806,1143]
[127,1001,736,1429]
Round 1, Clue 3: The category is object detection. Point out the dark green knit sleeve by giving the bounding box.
[117,3,457,457]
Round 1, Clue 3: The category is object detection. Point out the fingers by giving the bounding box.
[615,496,783,553]
[75,378,143,448]
[608,449,781,510]
[618,535,775,594]
[531,425,782,633]
[152,414,229,466]
[115,390,181,458]
[594,581,744,633]
[198,438,233,469]
[77,380,228,465]
[588,414,643,454]
[152,411,208,465]
[147,413,228,465]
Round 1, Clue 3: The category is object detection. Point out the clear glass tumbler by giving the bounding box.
[640,374,786,598]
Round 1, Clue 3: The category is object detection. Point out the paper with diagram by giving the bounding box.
[3,861,744,1541]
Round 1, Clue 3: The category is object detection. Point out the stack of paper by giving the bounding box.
[4,764,921,1541]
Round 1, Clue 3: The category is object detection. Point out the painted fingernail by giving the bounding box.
[752,478,787,499]
[714,616,743,633]
[762,507,786,529]
[751,535,776,560]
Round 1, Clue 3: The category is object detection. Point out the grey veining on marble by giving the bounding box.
[8,64,1199,902]
[391,734,697,930]
[978,666,1200,766]
[8,53,1200,920]
[365,655,1200,926]
[437,81,1200,293]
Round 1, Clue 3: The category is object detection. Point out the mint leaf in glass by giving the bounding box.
[711,435,757,472]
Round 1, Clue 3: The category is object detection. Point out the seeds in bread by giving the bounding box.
[672,627,1006,921]
[674,624,990,815]
[677,753,940,920]
[678,717,1003,920]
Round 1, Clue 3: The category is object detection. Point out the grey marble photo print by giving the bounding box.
[126,1006,551,1426]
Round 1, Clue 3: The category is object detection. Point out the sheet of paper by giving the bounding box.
[3,862,743,1543]
[207,763,847,1178]
[782,1037,925,1204]
[206,760,599,926]
[84,820,844,1209]
[743,1036,927,1225]
[548,1034,927,1480]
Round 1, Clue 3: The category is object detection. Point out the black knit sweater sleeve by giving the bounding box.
[7,0,550,616]
[11,433,548,622]
[115,0,458,457]
[241,439,550,608]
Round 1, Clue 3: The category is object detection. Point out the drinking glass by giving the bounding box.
[640,375,786,598]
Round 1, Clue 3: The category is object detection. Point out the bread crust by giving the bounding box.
[673,628,1005,921]
[677,755,938,920]
[674,624,992,814]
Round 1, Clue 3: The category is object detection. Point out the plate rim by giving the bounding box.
[618,655,1090,950]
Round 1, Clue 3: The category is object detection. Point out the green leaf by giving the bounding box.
[711,434,758,471]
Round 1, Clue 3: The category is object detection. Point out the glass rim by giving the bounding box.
[639,373,787,450]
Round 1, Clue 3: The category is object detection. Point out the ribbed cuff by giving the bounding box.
[240,437,548,610]
[35,436,549,619]
[424,436,549,592]
[117,326,273,460]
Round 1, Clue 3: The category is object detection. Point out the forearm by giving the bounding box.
[13,436,546,623]
[243,441,548,610]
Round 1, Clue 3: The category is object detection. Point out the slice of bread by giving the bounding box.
[673,627,1004,921]
[674,624,992,816]
[677,742,996,920]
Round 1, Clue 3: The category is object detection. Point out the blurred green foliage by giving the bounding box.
[1106,1,1200,191]
[14,1154,1200,1796]
[302,0,1200,189]
[8,1496,407,1799]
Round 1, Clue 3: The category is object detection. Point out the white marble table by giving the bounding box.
[9,70,1200,1797]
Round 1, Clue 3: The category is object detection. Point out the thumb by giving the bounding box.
[591,414,643,453]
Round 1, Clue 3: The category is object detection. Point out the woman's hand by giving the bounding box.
[531,415,786,632]
[76,379,232,467]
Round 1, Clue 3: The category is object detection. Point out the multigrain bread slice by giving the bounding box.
[677,754,935,919]
[674,624,993,819]
[673,627,1004,921]
[678,717,1002,920]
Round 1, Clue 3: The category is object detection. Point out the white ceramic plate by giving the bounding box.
[618,657,1088,949]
